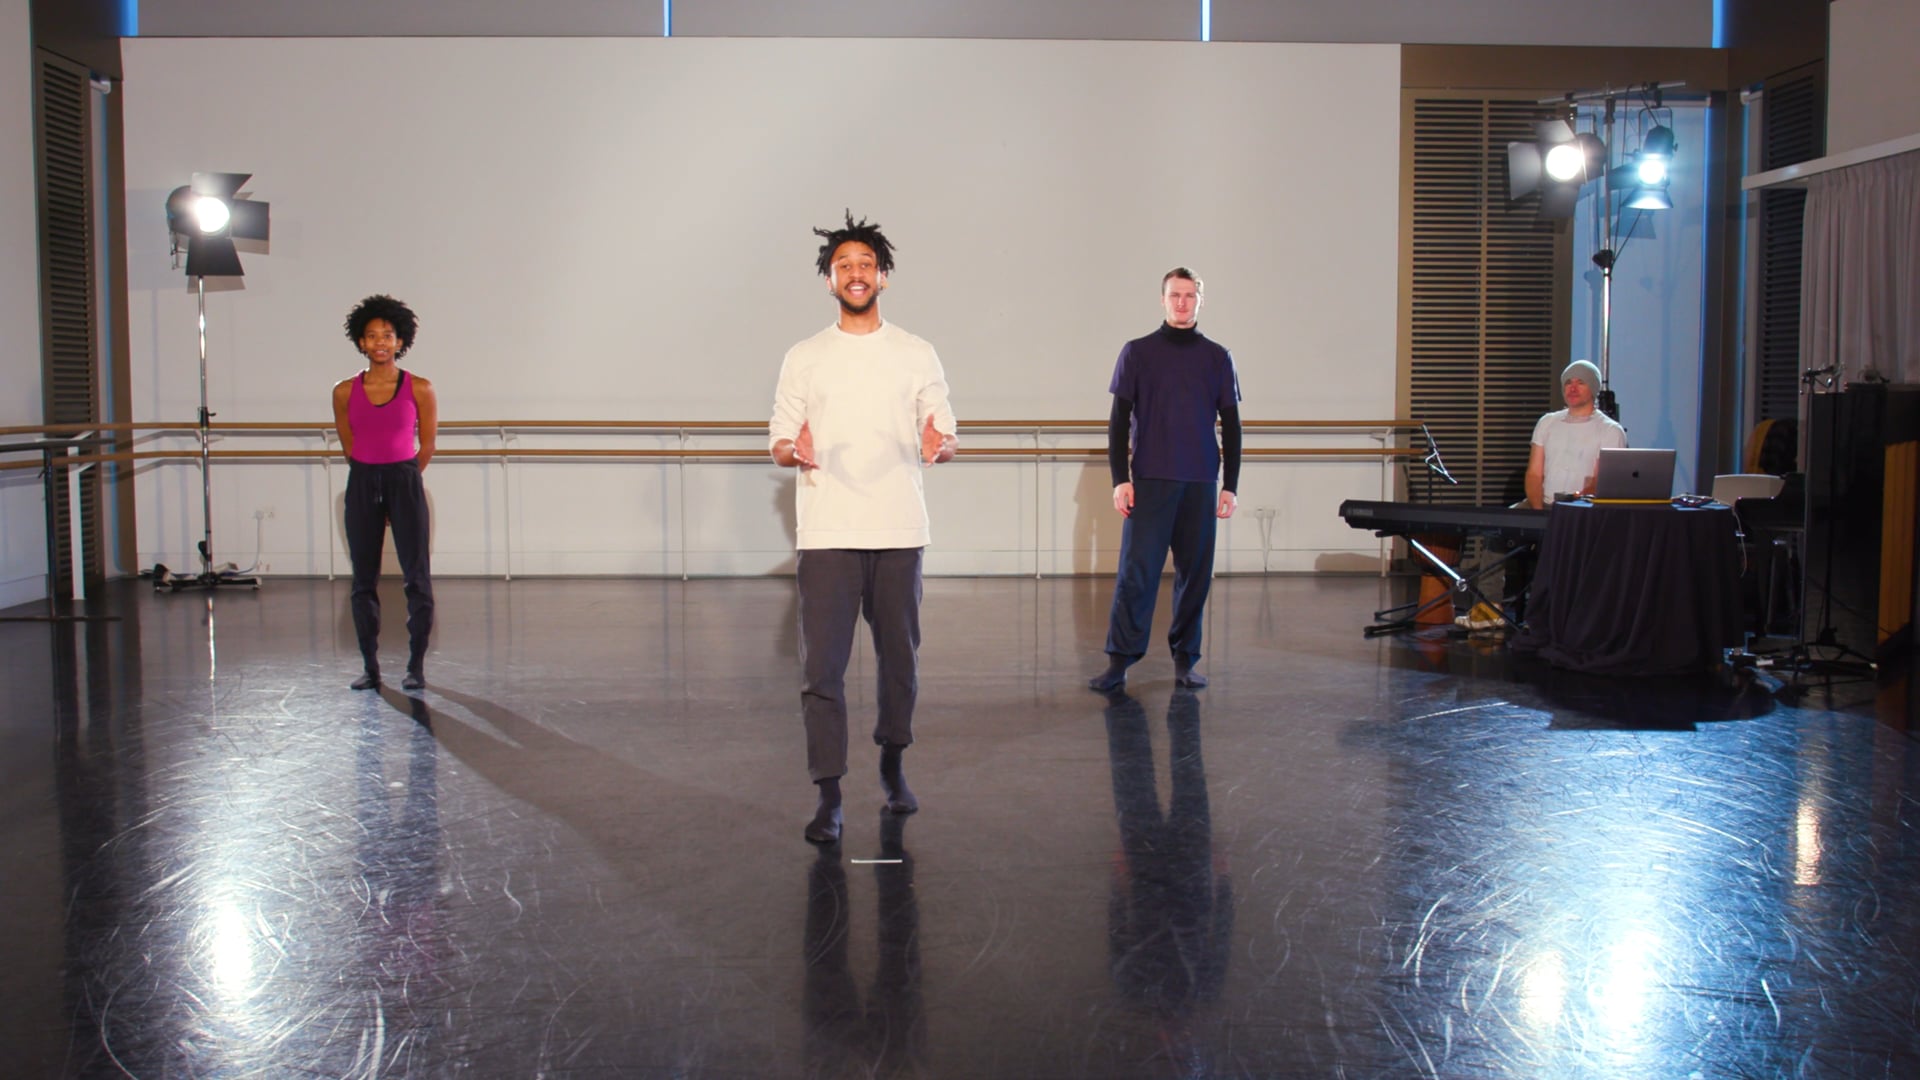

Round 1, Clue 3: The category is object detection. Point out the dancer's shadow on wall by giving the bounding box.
[771,472,800,659]
[1073,462,1126,650]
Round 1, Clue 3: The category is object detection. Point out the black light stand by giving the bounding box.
[1592,238,1622,424]
[155,173,269,594]
[1777,373,1877,698]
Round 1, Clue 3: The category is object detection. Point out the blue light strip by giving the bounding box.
[1712,0,1725,49]
[664,0,672,37]
[1201,0,1211,42]
[122,0,138,36]
[1731,101,1750,454]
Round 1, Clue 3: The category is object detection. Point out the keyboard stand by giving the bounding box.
[1366,538,1533,637]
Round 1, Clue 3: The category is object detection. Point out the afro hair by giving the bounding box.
[344,294,419,358]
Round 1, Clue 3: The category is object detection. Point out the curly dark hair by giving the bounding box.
[812,210,896,277]
[344,294,419,357]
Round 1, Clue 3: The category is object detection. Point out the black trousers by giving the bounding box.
[345,460,434,672]
[1104,478,1217,664]
[797,548,922,782]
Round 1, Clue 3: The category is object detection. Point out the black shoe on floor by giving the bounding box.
[1174,668,1209,689]
[351,671,380,691]
[402,670,425,691]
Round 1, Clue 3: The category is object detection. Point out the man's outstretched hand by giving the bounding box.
[922,415,955,465]
[773,421,816,470]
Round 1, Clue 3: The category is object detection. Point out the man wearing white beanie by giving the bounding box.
[1524,359,1627,509]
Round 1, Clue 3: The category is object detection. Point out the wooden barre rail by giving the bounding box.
[2,444,1418,472]
[6,419,1410,584]
[0,418,1422,437]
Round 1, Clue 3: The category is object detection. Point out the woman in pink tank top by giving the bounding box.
[331,295,440,691]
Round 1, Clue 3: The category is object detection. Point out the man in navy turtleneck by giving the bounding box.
[1090,267,1243,692]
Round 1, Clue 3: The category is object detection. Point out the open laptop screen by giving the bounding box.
[1592,447,1676,501]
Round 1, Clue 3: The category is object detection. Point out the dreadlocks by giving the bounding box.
[812,210,897,277]
[344,295,419,358]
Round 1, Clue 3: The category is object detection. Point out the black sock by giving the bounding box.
[1173,656,1207,688]
[805,777,844,843]
[1089,655,1131,692]
[880,745,917,813]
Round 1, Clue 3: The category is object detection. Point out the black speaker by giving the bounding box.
[1804,384,1920,664]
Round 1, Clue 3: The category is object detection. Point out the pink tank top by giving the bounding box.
[348,371,419,464]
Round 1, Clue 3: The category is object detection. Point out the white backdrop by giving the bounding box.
[121,37,1402,576]
[0,0,46,609]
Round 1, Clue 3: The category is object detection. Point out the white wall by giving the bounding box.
[1216,0,1711,46]
[0,0,46,610]
[121,37,1402,576]
[1827,0,1920,156]
[136,0,1716,47]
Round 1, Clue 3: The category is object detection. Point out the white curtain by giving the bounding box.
[1800,151,1920,383]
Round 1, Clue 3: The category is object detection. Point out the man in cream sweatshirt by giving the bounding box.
[770,212,958,845]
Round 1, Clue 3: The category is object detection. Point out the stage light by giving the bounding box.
[1625,187,1673,211]
[1545,142,1585,182]
[1610,123,1676,212]
[159,172,271,594]
[192,195,230,233]
[1507,120,1606,221]
[165,172,269,279]
[1641,124,1676,162]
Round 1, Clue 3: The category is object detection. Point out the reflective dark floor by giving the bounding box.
[4,575,1919,1077]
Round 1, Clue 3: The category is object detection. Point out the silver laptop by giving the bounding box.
[1592,447,1676,501]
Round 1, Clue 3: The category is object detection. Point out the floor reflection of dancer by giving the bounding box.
[802,816,925,1077]
[332,295,438,692]
[769,212,958,845]
[1103,690,1233,1065]
[346,702,445,1072]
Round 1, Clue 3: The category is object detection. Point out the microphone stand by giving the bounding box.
[1369,425,1520,637]
[1418,422,1458,503]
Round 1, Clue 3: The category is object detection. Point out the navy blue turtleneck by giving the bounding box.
[1106,322,1241,490]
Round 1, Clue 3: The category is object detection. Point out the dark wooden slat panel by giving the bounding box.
[36,52,102,590]
[1410,96,1559,509]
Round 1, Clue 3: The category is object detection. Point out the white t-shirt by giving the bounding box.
[769,320,957,549]
[1533,408,1628,502]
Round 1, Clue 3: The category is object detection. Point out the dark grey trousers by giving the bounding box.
[798,548,923,782]
[345,459,434,673]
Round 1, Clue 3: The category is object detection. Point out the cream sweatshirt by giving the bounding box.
[769,321,957,549]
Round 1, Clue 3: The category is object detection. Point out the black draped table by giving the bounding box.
[1510,501,1743,675]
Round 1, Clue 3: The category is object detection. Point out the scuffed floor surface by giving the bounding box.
[3,576,1917,1077]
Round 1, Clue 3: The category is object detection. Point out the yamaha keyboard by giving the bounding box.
[1339,500,1548,542]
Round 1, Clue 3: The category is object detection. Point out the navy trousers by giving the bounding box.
[345,460,434,674]
[1104,478,1217,665]
[798,548,923,782]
